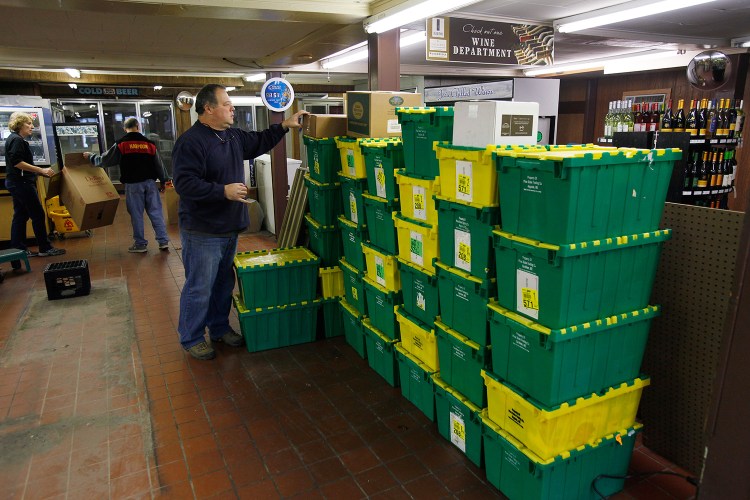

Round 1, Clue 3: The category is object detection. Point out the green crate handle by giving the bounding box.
[303,135,340,143]
[434,260,496,290]
[234,246,319,268]
[397,256,437,279]
[432,375,483,413]
[435,319,486,353]
[362,191,400,207]
[338,214,367,231]
[304,174,341,189]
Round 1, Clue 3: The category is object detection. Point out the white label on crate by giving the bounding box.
[455,228,471,272]
[387,119,402,133]
[410,368,421,382]
[453,345,467,361]
[511,331,531,353]
[522,174,542,194]
[375,166,387,198]
[450,412,467,452]
[346,149,356,176]
[517,269,539,319]
[456,160,473,203]
[412,185,427,221]
[416,291,426,311]
[410,230,424,267]
[504,449,522,471]
[349,191,358,224]
[377,340,385,354]
[456,284,469,303]
[375,255,386,287]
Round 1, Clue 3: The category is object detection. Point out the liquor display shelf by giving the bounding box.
[689,137,739,146]
[682,187,733,197]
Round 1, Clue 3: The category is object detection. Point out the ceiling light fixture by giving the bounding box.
[243,73,266,82]
[555,0,717,33]
[524,50,681,77]
[321,32,426,70]
[225,86,236,92]
[64,68,81,78]
[153,85,162,90]
[68,83,78,89]
[364,0,482,34]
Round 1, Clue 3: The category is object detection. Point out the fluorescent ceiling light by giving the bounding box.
[321,32,425,70]
[244,73,266,82]
[555,0,717,33]
[65,68,81,78]
[524,60,604,77]
[153,85,162,90]
[364,0,481,34]
[68,83,78,89]
[225,86,236,92]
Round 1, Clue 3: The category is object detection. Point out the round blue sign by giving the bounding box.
[261,78,295,112]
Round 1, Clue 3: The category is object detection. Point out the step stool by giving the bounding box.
[0,249,31,272]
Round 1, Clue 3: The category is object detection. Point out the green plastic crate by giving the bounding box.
[362,193,399,254]
[396,106,454,179]
[303,135,341,184]
[338,215,368,272]
[340,298,367,359]
[395,344,437,421]
[304,174,342,226]
[435,261,495,346]
[363,276,402,341]
[435,195,499,278]
[433,375,483,467]
[339,172,369,227]
[362,319,400,387]
[398,258,439,327]
[340,257,367,315]
[493,228,671,329]
[435,320,490,408]
[234,247,320,309]
[489,300,658,407]
[482,411,641,500]
[362,139,404,202]
[305,213,343,267]
[495,148,680,244]
[233,295,320,352]
[320,297,344,338]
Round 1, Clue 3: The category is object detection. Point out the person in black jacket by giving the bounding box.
[84,117,170,253]
[4,111,66,258]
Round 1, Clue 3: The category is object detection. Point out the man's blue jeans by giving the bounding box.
[125,180,169,247]
[178,229,238,349]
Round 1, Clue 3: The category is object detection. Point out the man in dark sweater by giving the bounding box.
[84,117,170,253]
[172,84,307,360]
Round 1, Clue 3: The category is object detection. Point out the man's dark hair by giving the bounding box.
[195,84,226,115]
[123,117,140,130]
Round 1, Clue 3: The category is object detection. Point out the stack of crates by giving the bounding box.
[392,107,454,422]
[232,247,321,352]
[429,141,502,467]
[477,145,680,498]
[303,134,346,339]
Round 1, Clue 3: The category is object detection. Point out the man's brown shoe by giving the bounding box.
[187,341,216,360]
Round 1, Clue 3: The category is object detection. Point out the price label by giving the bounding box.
[349,192,358,224]
[375,255,386,287]
[375,166,387,198]
[347,149,356,176]
[412,186,427,221]
[517,269,539,319]
[455,229,471,272]
[456,160,473,202]
[313,150,320,174]
[416,291,426,311]
[450,412,466,452]
[410,231,424,267]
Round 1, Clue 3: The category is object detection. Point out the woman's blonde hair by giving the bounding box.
[8,112,33,133]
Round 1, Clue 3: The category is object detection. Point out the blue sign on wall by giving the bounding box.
[261,78,295,112]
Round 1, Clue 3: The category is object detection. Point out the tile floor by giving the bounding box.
[0,196,697,499]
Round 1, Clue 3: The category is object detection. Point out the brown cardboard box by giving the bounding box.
[346,91,422,138]
[164,185,179,225]
[302,114,347,138]
[50,153,120,231]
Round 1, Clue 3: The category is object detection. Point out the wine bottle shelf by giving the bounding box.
[682,187,733,197]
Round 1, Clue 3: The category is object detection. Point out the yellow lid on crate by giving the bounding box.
[234,247,318,269]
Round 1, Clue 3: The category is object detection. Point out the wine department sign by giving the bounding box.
[426,16,553,66]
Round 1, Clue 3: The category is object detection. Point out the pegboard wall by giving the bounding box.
[641,202,745,475]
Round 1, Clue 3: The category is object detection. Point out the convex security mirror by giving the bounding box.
[176,91,195,111]
[687,50,732,90]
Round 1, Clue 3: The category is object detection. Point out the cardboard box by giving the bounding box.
[346,91,423,138]
[453,100,539,148]
[302,114,348,138]
[242,199,264,233]
[49,153,119,231]
[164,184,179,225]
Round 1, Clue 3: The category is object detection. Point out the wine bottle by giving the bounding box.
[717,99,727,137]
[698,99,708,138]
[707,99,718,139]
[604,101,613,139]
[716,151,724,188]
[648,102,660,132]
[661,100,674,132]
[736,99,745,135]
[728,99,738,138]
[673,99,686,132]
[697,151,709,189]
[686,99,698,136]
[709,151,719,188]
[684,151,697,190]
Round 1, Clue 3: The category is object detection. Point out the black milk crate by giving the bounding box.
[44,260,91,300]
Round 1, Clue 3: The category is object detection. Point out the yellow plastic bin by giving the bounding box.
[393,212,440,274]
[395,305,439,371]
[481,369,649,461]
[319,266,344,298]
[395,169,441,226]
[361,240,401,292]
[335,136,368,178]
[435,143,499,207]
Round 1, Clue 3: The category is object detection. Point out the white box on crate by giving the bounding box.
[452,100,539,148]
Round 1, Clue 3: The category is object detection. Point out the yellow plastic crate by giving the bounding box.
[395,169,441,226]
[393,212,439,274]
[482,369,649,461]
[435,143,498,207]
[319,266,344,298]
[335,136,368,178]
[396,306,439,371]
[361,241,401,292]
